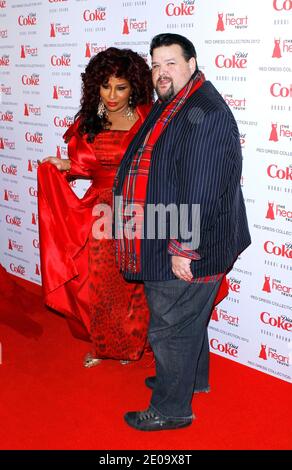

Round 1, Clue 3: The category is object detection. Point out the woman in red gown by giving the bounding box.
[37,48,153,366]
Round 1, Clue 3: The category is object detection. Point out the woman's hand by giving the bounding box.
[39,157,70,172]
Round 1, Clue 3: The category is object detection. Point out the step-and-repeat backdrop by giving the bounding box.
[0,0,291,382]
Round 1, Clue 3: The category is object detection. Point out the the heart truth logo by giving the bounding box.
[269,123,292,142]
[122,17,147,34]
[216,12,248,31]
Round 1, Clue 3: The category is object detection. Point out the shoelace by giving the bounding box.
[139,410,157,421]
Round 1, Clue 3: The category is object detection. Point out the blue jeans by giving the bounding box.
[144,278,221,420]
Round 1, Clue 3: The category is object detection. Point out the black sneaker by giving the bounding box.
[124,408,193,431]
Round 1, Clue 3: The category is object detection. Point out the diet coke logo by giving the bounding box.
[267,164,292,180]
[50,54,71,67]
[165,1,195,16]
[259,344,289,366]
[0,110,13,122]
[216,12,248,31]
[215,52,248,69]
[83,7,106,22]
[226,277,241,293]
[260,311,292,331]
[264,241,292,258]
[211,307,239,326]
[262,276,292,298]
[9,263,25,276]
[25,131,43,144]
[273,0,292,11]
[1,163,17,176]
[270,82,292,98]
[21,73,40,86]
[240,133,246,148]
[0,54,9,66]
[210,339,239,357]
[85,43,107,58]
[53,85,72,100]
[265,202,292,221]
[53,115,73,128]
[18,13,37,26]
[6,214,22,227]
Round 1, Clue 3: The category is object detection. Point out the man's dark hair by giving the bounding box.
[150,33,197,62]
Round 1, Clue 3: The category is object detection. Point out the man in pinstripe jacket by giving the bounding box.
[114,33,251,431]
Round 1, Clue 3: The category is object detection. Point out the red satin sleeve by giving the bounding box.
[63,119,96,178]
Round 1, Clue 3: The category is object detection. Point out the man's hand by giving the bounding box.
[40,157,70,172]
[171,255,193,282]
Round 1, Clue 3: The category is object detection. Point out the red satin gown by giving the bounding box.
[37,105,151,361]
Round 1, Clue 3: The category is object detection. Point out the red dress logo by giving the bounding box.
[269,123,278,142]
[85,43,91,58]
[272,39,282,58]
[53,85,58,99]
[259,344,267,360]
[262,276,271,293]
[211,307,219,321]
[216,13,224,31]
[122,18,129,34]
[50,23,56,37]
[265,202,275,220]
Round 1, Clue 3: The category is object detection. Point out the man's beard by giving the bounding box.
[155,79,175,102]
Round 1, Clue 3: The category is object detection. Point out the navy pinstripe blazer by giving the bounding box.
[114,80,251,280]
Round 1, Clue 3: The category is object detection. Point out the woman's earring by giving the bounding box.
[124,95,135,120]
[97,100,107,118]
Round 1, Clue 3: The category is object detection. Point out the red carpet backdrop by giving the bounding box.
[0,0,291,383]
